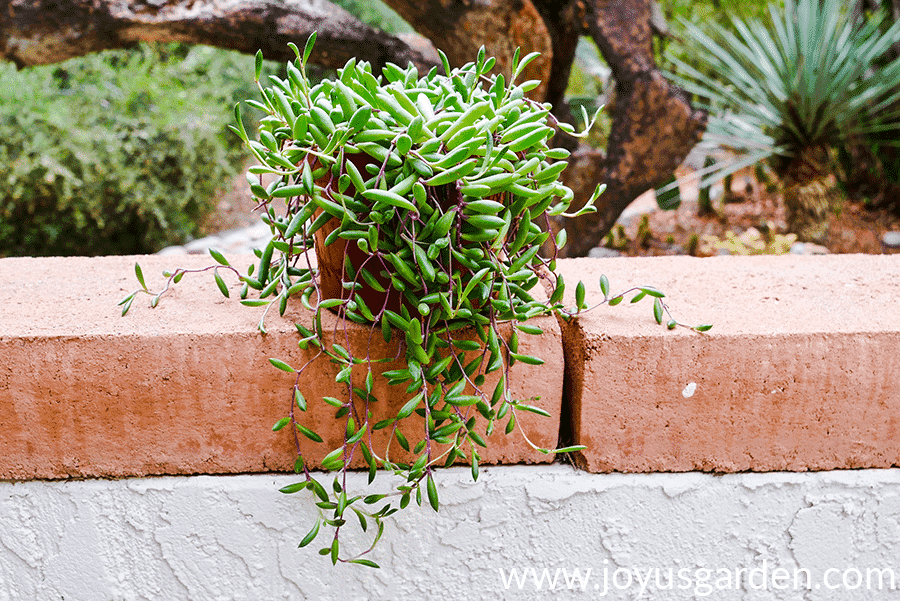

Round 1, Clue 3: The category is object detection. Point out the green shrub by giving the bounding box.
[0,44,255,257]
[657,0,786,70]
[667,0,900,240]
[330,0,412,33]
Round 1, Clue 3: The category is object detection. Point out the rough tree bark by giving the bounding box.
[0,0,437,72]
[560,0,707,256]
[1,0,706,256]
[383,0,555,100]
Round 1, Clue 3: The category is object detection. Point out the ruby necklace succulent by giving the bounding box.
[226,35,605,566]
[120,34,708,567]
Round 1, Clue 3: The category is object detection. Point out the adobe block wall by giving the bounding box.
[1,253,898,480]
[2,253,900,599]
[554,255,900,473]
[0,255,562,480]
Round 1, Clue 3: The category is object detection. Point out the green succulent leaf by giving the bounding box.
[269,358,295,373]
[302,32,317,66]
[254,50,264,81]
[599,274,610,298]
[638,287,665,298]
[653,297,664,325]
[134,262,147,290]
[214,270,229,298]
[516,324,542,335]
[296,424,324,443]
[119,294,135,316]
[349,559,380,569]
[575,281,586,310]
[426,473,439,512]
[208,248,230,267]
[279,482,307,494]
[294,388,307,411]
[552,445,587,454]
[510,353,544,366]
[514,403,550,417]
[298,519,321,548]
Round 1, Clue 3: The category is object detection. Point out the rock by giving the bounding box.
[156,245,187,256]
[396,33,440,66]
[709,186,724,203]
[246,223,273,249]
[247,222,271,239]
[219,228,252,246]
[882,231,900,248]
[156,222,275,256]
[588,246,625,258]
[682,146,709,170]
[183,236,221,254]
[789,242,830,255]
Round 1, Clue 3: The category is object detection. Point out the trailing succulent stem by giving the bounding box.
[120,34,709,567]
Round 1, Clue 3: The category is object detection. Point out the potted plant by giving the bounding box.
[121,34,707,567]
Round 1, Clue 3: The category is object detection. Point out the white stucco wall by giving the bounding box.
[2,465,900,600]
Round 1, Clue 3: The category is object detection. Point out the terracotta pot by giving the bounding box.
[312,155,468,316]
[313,206,404,315]
[311,154,405,315]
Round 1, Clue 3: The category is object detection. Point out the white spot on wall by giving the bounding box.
[682,382,697,398]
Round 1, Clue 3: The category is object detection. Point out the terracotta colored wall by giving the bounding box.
[2,254,899,479]
[554,255,900,472]
[0,255,561,480]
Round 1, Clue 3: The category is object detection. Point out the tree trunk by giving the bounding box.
[782,147,835,243]
[557,0,706,257]
[383,0,554,99]
[783,179,834,243]
[528,0,583,113]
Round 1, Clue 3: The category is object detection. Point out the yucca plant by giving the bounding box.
[669,0,900,241]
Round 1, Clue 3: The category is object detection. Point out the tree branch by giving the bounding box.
[1,0,438,72]
[530,0,583,112]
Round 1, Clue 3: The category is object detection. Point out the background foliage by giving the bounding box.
[660,0,900,208]
[0,0,409,258]
[1,0,896,257]
[0,44,254,257]
[330,0,412,33]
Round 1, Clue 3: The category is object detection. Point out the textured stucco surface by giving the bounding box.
[553,254,900,473]
[0,255,562,479]
[2,466,900,600]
